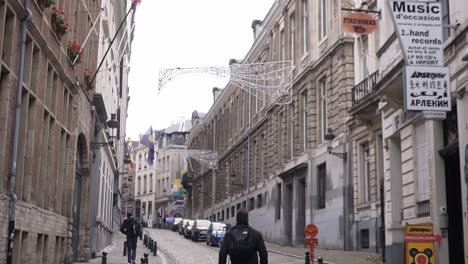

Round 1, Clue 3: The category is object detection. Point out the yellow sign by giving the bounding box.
[405,224,436,264]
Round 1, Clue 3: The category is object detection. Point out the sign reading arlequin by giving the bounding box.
[390,1,444,66]
[405,66,451,111]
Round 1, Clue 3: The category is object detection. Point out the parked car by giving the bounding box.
[191,219,212,242]
[206,222,227,247]
[171,218,183,231]
[179,219,190,235]
[183,220,195,239]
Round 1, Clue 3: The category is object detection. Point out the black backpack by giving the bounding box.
[127,219,141,237]
[228,226,256,259]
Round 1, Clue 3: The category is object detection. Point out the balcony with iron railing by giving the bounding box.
[351,71,380,107]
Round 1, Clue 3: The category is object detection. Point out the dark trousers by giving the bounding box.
[126,237,137,263]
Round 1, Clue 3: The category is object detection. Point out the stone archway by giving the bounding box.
[71,134,91,261]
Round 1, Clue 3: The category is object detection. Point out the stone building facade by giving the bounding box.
[349,0,468,263]
[88,0,135,256]
[187,0,356,249]
[134,122,191,227]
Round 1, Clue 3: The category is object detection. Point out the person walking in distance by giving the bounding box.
[120,213,142,264]
[219,209,268,264]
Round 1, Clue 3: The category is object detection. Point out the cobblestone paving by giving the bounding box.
[144,228,304,264]
[82,228,380,264]
[81,233,161,264]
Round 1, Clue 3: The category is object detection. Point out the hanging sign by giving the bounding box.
[404,66,451,111]
[390,1,444,66]
[405,224,440,264]
[342,12,378,34]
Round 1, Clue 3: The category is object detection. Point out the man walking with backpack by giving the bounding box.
[219,209,268,264]
[120,213,142,264]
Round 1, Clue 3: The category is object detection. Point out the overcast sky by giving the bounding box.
[126,0,275,140]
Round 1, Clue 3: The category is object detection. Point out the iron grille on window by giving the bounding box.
[417,200,431,217]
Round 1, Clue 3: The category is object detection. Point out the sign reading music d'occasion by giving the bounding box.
[390,1,444,66]
[404,66,451,111]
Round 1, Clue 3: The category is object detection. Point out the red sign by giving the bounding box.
[305,238,318,246]
[342,12,378,34]
[405,234,442,242]
[304,224,318,238]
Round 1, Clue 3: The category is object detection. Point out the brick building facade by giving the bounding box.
[0,0,103,262]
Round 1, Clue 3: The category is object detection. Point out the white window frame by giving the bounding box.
[319,78,328,142]
[280,28,285,62]
[301,91,308,151]
[361,142,371,203]
[302,0,308,55]
[360,35,369,80]
[416,123,430,202]
[290,13,295,63]
[319,0,328,41]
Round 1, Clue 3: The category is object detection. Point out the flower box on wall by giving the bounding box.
[37,0,54,9]
[67,41,82,63]
[84,68,93,89]
[51,7,68,39]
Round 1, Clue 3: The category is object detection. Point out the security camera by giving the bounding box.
[440,207,447,214]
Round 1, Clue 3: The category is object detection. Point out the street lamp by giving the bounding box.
[91,113,119,150]
[324,128,347,160]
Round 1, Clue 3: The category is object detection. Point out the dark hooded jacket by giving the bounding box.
[218,224,268,264]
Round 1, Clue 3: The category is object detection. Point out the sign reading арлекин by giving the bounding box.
[390,1,444,66]
[404,66,451,111]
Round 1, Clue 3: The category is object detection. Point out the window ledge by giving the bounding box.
[356,202,372,210]
[319,36,328,46]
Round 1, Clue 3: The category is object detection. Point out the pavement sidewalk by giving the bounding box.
[265,242,382,264]
[82,233,161,264]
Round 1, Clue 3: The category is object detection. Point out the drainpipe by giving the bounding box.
[7,1,32,263]
[344,124,353,251]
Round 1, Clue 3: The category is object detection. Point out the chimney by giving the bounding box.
[251,20,263,40]
[212,87,223,103]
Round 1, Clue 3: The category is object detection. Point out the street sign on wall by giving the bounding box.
[404,66,451,111]
[390,1,444,66]
[405,224,440,264]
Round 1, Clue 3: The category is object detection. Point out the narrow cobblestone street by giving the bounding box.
[143,228,379,264]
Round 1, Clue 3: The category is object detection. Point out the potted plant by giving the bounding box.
[67,41,82,63]
[37,0,54,9]
[51,7,68,39]
[84,68,93,89]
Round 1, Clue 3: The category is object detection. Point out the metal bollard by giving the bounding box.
[305,251,310,264]
[143,235,147,246]
[149,238,153,250]
[123,241,127,256]
[317,257,324,264]
[153,241,157,256]
[140,253,149,264]
[101,251,107,264]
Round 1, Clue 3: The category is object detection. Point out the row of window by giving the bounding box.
[11,231,66,264]
[212,162,329,222]
[136,175,169,196]
[211,193,264,222]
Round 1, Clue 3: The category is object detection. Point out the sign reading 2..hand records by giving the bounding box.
[405,66,451,111]
[391,1,444,66]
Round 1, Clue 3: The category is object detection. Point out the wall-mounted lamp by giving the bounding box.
[324,128,347,160]
[91,113,119,150]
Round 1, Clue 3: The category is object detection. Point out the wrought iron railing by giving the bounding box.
[352,71,379,106]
